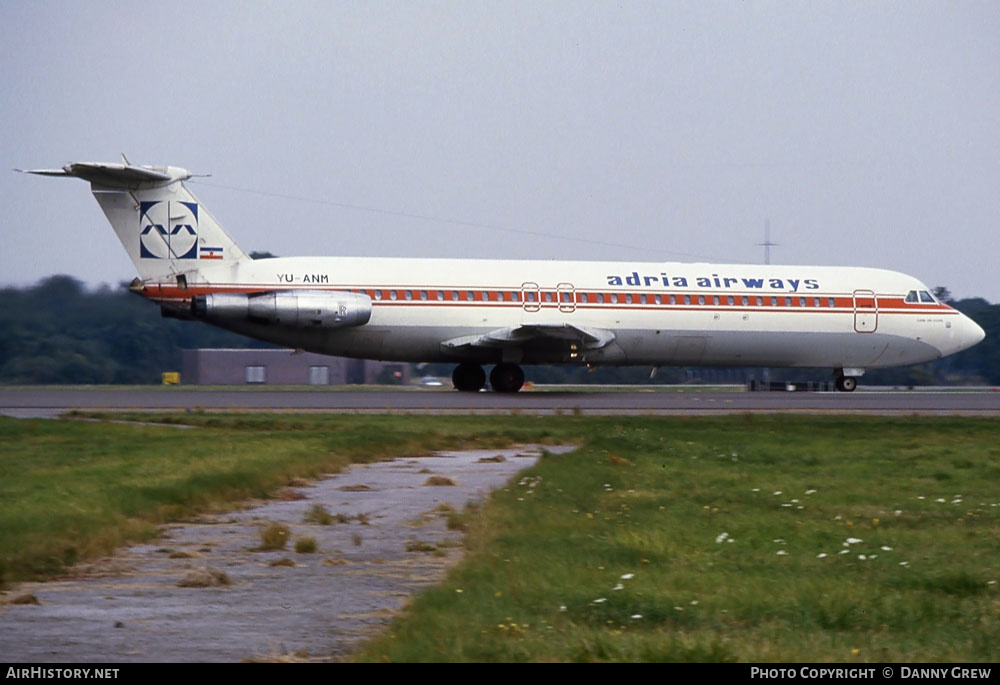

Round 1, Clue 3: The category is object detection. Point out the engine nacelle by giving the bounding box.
[191,290,372,328]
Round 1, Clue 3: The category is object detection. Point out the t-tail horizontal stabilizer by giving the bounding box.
[20,160,248,281]
[18,162,188,187]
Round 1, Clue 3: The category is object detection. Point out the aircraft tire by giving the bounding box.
[835,375,857,392]
[490,363,525,393]
[452,363,486,392]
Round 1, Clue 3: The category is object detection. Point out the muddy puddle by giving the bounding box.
[0,444,574,662]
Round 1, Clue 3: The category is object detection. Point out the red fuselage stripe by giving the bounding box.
[142,283,955,316]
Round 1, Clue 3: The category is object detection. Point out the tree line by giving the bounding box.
[0,276,273,384]
[0,276,996,386]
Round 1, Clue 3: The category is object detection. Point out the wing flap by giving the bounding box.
[441,322,615,352]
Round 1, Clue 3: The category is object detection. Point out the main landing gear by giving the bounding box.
[490,363,525,393]
[452,363,525,393]
[452,363,485,392]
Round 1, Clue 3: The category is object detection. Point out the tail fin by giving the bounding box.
[20,161,249,281]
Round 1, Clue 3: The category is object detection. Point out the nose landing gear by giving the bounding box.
[835,372,858,392]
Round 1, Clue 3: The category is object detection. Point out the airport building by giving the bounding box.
[180,349,409,386]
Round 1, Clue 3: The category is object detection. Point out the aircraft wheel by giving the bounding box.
[490,363,525,393]
[452,363,486,392]
[835,375,857,392]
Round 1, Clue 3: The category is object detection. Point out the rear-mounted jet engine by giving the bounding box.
[191,290,372,328]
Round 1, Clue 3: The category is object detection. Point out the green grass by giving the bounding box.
[258,522,291,550]
[294,536,318,554]
[0,413,566,584]
[303,503,335,525]
[1,413,998,661]
[354,415,1000,662]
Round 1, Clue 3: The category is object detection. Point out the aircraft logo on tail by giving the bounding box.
[139,200,199,259]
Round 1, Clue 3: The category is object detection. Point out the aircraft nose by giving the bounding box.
[954,313,985,353]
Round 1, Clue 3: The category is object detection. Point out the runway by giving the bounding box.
[3,386,1000,417]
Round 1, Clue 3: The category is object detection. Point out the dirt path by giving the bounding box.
[0,445,573,662]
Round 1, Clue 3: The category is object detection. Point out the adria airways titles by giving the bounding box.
[21,161,985,392]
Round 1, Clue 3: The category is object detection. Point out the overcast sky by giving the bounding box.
[2,1,998,301]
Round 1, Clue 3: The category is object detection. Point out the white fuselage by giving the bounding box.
[145,256,985,370]
[23,160,985,388]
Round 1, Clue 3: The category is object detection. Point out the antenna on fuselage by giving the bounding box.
[757,218,778,265]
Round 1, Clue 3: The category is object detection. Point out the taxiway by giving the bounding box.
[2,387,999,417]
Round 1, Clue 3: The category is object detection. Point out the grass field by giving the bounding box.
[2,413,998,661]
[0,412,561,583]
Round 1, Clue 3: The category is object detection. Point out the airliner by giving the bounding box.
[21,160,985,392]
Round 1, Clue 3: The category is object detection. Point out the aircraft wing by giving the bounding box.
[441,322,616,353]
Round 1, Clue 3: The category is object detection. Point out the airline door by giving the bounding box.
[853,290,878,333]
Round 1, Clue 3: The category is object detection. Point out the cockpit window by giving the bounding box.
[905,290,918,303]
[919,290,935,303]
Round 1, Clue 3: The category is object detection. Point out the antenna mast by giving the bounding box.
[757,219,779,264]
